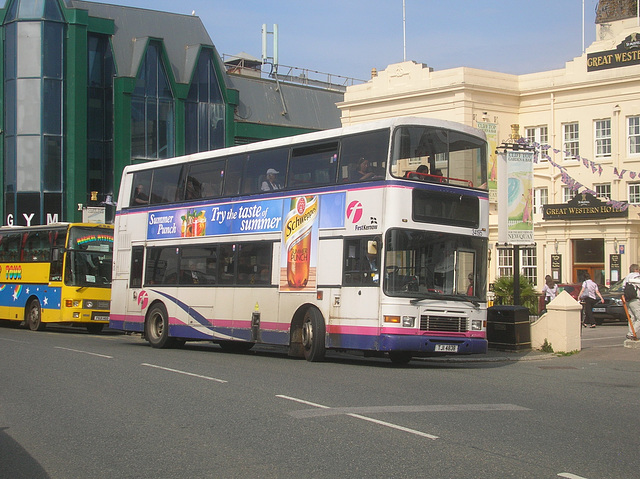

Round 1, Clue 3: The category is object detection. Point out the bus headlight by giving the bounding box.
[471,320,483,331]
[65,300,81,308]
[402,316,415,327]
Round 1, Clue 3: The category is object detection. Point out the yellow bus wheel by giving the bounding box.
[26,299,45,331]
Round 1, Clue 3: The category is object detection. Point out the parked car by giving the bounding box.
[592,279,627,325]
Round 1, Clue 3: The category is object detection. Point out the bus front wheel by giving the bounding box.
[26,298,45,331]
[145,303,174,348]
[302,307,326,362]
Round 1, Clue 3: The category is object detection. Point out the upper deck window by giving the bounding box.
[339,129,389,183]
[289,142,338,189]
[391,126,486,189]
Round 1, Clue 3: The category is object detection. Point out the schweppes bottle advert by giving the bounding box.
[281,196,318,291]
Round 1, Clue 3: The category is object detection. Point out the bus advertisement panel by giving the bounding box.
[110,117,488,364]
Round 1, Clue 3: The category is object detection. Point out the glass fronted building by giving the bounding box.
[0,0,342,225]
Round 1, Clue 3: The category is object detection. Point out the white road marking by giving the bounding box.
[276,394,438,440]
[558,473,589,479]
[54,346,113,359]
[284,403,531,418]
[0,336,27,343]
[141,363,227,383]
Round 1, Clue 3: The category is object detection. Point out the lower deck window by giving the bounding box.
[144,242,272,286]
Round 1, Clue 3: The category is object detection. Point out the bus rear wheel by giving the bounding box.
[26,298,45,331]
[145,303,175,348]
[302,307,325,362]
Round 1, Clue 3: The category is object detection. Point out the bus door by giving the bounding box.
[126,246,146,325]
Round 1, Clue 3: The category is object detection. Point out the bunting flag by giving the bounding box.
[517,138,638,208]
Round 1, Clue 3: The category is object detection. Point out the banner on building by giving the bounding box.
[497,149,534,244]
[476,122,498,203]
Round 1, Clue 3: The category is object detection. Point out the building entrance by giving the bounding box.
[572,239,605,285]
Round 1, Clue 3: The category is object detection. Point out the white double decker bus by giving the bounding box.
[110,117,489,364]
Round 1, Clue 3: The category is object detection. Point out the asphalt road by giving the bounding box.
[0,321,637,479]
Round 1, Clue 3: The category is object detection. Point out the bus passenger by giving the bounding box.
[352,158,376,181]
[133,184,149,204]
[185,178,201,199]
[261,169,282,191]
[407,164,429,180]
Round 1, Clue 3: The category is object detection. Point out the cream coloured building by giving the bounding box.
[338,6,640,290]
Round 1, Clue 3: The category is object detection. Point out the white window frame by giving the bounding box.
[628,116,640,156]
[520,248,538,287]
[533,187,548,214]
[526,125,549,161]
[594,119,611,159]
[595,183,611,200]
[563,186,577,203]
[497,248,513,278]
[496,247,537,286]
[629,183,640,204]
[563,122,579,159]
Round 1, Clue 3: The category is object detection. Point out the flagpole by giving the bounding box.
[582,0,585,53]
[403,0,406,61]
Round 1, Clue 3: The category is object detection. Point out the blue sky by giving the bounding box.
[108,0,598,81]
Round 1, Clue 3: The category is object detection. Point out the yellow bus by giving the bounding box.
[0,223,113,333]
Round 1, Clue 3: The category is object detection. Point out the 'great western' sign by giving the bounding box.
[543,193,628,220]
[587,33,640,71]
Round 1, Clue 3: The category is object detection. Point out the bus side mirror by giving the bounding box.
[367,240,378,255]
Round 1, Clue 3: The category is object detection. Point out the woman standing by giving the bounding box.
[578,273,604,328]
[542,275,558,308]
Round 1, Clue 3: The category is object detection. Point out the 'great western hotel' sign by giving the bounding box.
[587,33,640,71]
[543,193,628,220]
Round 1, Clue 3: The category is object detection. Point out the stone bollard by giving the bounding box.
[530,290,582,353]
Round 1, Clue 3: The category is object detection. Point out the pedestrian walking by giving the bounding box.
[579,273,604,328]
[622,263,640,340]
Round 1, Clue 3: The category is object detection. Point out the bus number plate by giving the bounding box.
[92,314,109,322]
[434,344,458,353]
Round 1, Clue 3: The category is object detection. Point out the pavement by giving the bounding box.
[419,348,555,363]
[419,322,640,363]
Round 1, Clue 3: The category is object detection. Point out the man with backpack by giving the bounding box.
[622,264,640,340]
